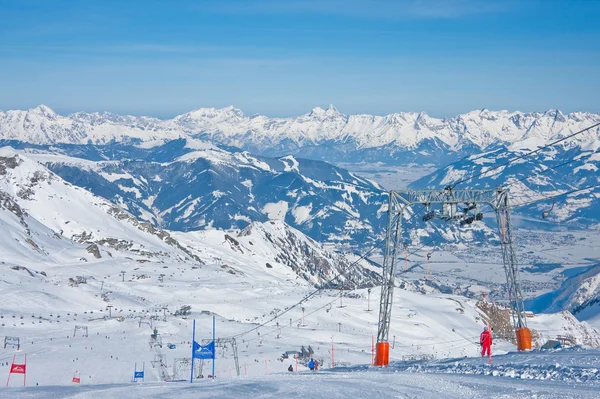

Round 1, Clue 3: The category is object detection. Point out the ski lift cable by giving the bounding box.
[232,235,391,341]
[475,148,600,200]
[450,122,600,190]
[236,231,446,343]
[229,206,429,340]
[228,237,387,339]
[511,183,600,209]
[502,149,600,192]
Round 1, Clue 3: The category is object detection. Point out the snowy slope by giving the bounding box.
[526,264,600,324]
[0,189,85,269]
[236,221,379,288]
[0,147,200,262]
[6,361,600,399]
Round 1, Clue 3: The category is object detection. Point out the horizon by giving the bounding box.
[2,103,598,121]
[1,0,599,118]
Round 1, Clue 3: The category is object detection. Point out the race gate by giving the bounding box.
[5,354,26,387]
[73,326,88,338]
[3,336,20,350]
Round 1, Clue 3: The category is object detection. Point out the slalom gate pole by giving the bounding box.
[190,319,196,383]
[5,354,15,387]
[212,316,215,378]
[23,354,26,387]
[295,353,298,371]
[134,362,136,382]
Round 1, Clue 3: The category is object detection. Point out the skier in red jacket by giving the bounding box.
[480,326,492,357]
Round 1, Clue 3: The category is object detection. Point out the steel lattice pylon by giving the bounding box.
[199,338,240,377]
[376,188,528,365]
[495,190,527,330]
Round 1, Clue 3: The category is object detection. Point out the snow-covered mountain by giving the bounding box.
[174,221,379,289]
[410,140,600,227]
[0,147,378,288]
[1,105,599,165]
[6,139,387,246]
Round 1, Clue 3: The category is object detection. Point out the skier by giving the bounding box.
[308,358,315,371]
[288,365,294,372]
[480,326,492,357]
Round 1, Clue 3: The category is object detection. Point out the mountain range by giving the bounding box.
[2,104,600,324]
[1,105,599,166]
[2,139,387,247]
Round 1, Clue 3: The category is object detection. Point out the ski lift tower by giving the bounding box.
[375,187,531,366]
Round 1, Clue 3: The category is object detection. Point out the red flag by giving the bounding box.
[10,364,26,374]
[72,377,81,384]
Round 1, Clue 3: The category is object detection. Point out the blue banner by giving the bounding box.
[193,340,215,360]
[134,371,144,379]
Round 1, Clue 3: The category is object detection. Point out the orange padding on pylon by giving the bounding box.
[516,327,532,351]
[375,342,390,366]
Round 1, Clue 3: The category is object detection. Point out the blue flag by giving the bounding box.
[134,371,144,379]
[193,340,215,360]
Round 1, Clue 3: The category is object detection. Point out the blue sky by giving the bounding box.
[0,0,599,118]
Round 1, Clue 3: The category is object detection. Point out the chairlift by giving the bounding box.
[541,201,555,219]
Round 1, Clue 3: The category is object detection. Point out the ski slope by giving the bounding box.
[3,350,600,398]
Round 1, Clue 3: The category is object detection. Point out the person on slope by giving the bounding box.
[480,326,492,357]
[288,365,294,372]
[308,359,315,371]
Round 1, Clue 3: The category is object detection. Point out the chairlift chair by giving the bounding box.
[542,201,555,218]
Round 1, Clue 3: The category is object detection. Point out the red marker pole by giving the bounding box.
[5,354,15,387]
[371,335,375,366]
[295,353,299,371]
[331,338,335,368]
[488,323,493,365]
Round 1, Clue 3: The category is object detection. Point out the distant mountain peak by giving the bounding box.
[30,104,57,118]
[181,106,245,120]
[308,104,344,117]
